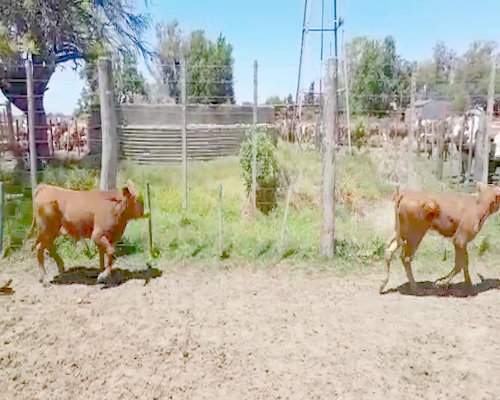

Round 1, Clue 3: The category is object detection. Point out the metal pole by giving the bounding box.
[252,60,258,209]
[181,58,188,210]
[25,55,37,203]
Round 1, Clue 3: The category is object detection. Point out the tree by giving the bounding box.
[416,40,499,112]
[306,81,315,107]
[156,20,235,105]
[0,0,151,161]
[265,96,282,106]
[346,35,412,115]
[76,52,148,117]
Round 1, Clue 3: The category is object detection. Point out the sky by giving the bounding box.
[3,0,500,116]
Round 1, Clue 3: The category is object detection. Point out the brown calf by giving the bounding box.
[27,181,145,284]
[381,183,500,294]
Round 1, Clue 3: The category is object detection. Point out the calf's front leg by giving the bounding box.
[435,242,470,287]
[92,232,116,283]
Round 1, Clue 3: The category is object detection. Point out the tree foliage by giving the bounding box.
[416,40,499,112]
[0,0,151,157]
[346,35,412,115]
[156,20,235,105]
[76,53,148,117]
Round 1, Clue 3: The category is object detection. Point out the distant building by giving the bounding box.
[405,99,452,124]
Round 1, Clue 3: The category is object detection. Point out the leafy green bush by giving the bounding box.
[239,126,281,214]
[351,115,368,147]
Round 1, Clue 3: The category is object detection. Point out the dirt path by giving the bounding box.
[1,262,500,400]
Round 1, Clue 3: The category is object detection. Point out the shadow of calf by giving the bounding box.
[50,265,163,288]
[0,279,14,295]
[383,275,500,298]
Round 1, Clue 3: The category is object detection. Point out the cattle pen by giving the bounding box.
[2,50,500,400]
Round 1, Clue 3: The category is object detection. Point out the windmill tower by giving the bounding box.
[294,0,346,142]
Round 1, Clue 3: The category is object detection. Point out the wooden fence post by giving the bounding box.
[48,119,53,156]
[147,182,153,257]
[458,113,465,181]
[436,120,445,180]
[98,57,118,190]
[319,58,337,258]
[485,50,496,183]
[467,115,475,182]
[252,60,258,210]
[5,102,14,153]
[279,183,294,257]
[342,38,352,155]
[218,183,224,257]
[181,58,188,210]
[0,182,4,255]
[407,71,416,188]
[25,55,37,203]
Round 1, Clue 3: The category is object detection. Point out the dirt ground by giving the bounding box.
[2,258,500,400]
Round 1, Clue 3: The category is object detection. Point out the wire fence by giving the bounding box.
[0,57,499,260]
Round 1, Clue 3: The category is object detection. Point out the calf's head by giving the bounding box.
[476,182,500,214]
[122,180,145,219]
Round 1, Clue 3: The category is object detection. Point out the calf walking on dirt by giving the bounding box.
[26,181,145,284]
[381,182,500,294]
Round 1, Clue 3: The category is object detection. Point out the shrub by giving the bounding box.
[239,126,280,214]
[351,115,368,147]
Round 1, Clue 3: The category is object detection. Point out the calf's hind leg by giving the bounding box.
[401,230,427,294]
[380,233,399,294]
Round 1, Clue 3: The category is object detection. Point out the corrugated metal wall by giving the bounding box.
[119,124,265,164]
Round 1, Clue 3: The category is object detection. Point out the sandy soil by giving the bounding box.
[1,259,500,400]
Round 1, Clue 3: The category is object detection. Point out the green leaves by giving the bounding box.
[156,20,235,105]
[239,127,280,195]
[346,35,411,115]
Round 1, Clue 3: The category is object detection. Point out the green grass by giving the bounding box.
[3,139,500,279]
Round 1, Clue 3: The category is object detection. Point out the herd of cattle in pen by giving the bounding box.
[275,104,500,179]
[0,115,89,158]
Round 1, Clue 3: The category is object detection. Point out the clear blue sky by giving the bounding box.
[3,0,500,115]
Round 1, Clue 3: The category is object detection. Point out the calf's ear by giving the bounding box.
[122,186,131,197]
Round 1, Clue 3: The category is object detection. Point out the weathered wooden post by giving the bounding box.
[252,60,258,210]
[218,183,224,257]
[25,54,37,202]
[407,71,416,187]
[467,115,475,182]
[279,183,294,257]
[485,50,496,183]
[319,58,337,258]
[5,102,14,153]
[181,58,188,210]
[0,181,4,255]
[98,57,118,190]
[436,120,445,180]
[147,182,153,257]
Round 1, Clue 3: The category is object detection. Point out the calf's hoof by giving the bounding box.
[97,271,111,283]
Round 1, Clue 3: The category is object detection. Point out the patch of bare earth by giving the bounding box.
[1,260,500,400]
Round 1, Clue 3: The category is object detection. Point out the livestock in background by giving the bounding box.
[381,183,500,294]
[26,181,145,284]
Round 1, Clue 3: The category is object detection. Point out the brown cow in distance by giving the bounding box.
[27,181,145,284]
[381,183,500,294]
